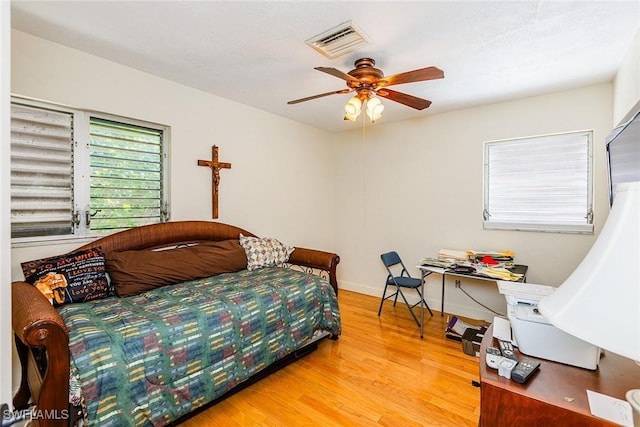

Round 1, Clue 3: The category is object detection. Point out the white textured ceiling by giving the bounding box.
[10,1,640,133]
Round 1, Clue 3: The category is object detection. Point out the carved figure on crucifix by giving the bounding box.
[197,145,231,219]
[213,168,220,187]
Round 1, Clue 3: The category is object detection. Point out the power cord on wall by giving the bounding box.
[454,280,505,316]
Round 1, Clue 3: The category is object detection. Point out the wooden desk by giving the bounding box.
[479,325,639,426]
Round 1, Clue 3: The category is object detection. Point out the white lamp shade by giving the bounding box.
[366,97,384,123]
[344,112,358,121]
[344,96,362,120]
[538,181,640,361]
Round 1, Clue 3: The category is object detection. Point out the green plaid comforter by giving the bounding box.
[58,267,341,426]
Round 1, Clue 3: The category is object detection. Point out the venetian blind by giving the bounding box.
[484,131,593,233]
[10,103,74,238]
[89,117,164,232]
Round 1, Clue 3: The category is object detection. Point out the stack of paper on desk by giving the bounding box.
[437,249,469,262]
[420,258,455,268]
[468,250,515,262]
[478,267,524,281]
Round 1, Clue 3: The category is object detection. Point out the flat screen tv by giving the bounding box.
[606,101,640,205]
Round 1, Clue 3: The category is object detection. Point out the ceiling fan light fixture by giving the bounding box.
[366,96,384,123]
[344,95,362,117]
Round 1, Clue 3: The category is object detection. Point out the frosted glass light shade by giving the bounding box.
[538,181,640,361]
[344,96,362,121]
[366,97,384,123]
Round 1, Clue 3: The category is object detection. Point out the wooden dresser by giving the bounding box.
[479,325,639,426]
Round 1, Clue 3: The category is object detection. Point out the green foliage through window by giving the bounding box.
[89,118,165,232]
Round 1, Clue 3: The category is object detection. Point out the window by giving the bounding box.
[483,131,593,233]
[11,102,74,238]
[89,118,165,232]
[10,97,170,241]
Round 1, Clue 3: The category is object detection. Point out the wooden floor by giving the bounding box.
[179,290,483,426]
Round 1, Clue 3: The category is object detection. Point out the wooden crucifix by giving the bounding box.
[197,145,231,219]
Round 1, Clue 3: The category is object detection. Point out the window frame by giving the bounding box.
[10,96,170,245]
[483,130,594,234]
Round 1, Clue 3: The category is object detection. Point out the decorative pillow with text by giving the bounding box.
[21,248,113,306]
[239,234,295,271]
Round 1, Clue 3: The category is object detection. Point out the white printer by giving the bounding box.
[497,281,600,370]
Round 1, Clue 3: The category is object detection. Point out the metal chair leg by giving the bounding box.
[397,288,422,328]
[416,288,434,316]
[378,283,390,316]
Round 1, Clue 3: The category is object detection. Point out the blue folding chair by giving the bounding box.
[378,251,433,327]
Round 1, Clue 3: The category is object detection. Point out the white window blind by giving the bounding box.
[483,131,593,233]
[89,117,165,232]
[10,103,74,238]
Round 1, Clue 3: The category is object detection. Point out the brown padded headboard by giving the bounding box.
[75,220,256,254]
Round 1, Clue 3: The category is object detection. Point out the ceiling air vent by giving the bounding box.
[306,21,370,59]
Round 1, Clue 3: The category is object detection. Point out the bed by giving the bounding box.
[12,221,341,426]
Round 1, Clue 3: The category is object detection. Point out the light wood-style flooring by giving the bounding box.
[179,290,483,426]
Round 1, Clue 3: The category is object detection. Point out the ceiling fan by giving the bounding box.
[287,58,444,121]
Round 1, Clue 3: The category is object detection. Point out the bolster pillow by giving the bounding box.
[106,239,248,297]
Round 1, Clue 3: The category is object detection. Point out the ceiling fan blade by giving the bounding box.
[287,89,352,105]
[378,66,444,87]
[315,67,362,85]
[377,89,432,110]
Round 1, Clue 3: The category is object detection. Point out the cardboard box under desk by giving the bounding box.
[462,328,484,357]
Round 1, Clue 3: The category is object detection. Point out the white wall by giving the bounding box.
[613,30,640,125]
[10,30,336,280]
[333,84,614,321]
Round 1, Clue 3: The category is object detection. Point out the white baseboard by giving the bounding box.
[339,280,495,323]
[338,280,381,298]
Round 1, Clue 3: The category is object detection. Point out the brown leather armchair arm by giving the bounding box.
[12,281,70,427]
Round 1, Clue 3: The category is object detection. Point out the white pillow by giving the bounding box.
[239,234,295,271]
